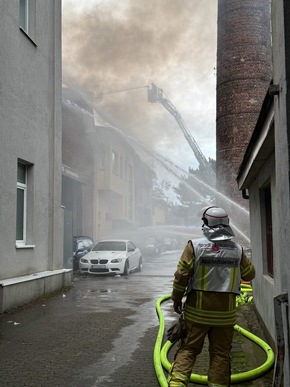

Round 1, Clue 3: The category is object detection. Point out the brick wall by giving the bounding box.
[216,0,272,205]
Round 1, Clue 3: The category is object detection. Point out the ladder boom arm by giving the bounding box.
[161,98,209,169]
[148,83,215,181]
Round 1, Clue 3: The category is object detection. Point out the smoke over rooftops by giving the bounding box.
[62,0,217,170]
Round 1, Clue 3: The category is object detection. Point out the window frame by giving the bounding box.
[16,162,27,245]
[19,0,29,32]
[260,183,274,277]
[112,150,119,175]
[16,160,35,249]
[128,241,136,252]
[99,156,105,170]
[19,0,37,45]
[120,156,123,179]
[127,164,133,220]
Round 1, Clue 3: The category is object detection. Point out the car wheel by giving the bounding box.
[123,260,130,276]
[137,257,142,272]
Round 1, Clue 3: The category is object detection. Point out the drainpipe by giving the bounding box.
[272,292,289,386]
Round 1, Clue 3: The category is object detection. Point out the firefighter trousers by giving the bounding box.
[167,321,234,387]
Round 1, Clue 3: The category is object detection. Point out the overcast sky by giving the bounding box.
[62,0,217,172]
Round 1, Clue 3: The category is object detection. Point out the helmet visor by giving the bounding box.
[202,224,235,241]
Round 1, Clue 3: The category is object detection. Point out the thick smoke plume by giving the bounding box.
[62,0,217,169]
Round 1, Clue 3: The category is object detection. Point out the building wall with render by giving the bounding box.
[0,2,70,312]
[271,1,290,384]
[237,2,290,384]
[216,0,272,205]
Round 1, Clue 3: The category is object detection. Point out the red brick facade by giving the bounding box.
[216,0,272,205]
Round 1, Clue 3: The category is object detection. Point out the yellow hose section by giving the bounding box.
[154,291,275,386]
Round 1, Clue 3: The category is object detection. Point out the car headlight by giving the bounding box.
[111,259,123,263]
[80,258,89,263]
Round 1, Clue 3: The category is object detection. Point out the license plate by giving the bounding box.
[91,264,107,269]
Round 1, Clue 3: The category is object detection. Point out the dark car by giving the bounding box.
[73,236,94,271]
[142,237,162,256]
[163,237,178,251]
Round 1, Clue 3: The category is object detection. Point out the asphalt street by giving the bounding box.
[0,250,275,386]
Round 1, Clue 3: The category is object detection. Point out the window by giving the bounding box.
[128,241,136,252]
[77,241,85,251]
[127,164,133,220]
[16,162,27,243]
[19,0,28,31]
[93,241,126,252]
[261,184,274,277]
[16,161,34,248]
[112,150,119,175]
[99,156,105,170]
[19,0,36,41]
[120,156,123,179]
[264,187,274,277]
[124,160,128,181]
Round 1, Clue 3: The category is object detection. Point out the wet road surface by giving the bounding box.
[0,250,274,386]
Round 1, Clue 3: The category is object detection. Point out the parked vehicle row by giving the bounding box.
[141,236,179,256]
[73,235,180,275]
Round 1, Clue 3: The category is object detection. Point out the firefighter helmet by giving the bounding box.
[199,206,235,241]
[201,206,229,228]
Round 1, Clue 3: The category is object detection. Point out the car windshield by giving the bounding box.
[93,241,126,251]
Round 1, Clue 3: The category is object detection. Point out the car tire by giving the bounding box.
[123,260,130,276]
[137,257,142,272]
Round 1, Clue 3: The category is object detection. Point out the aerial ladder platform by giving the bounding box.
[147,83,216,185]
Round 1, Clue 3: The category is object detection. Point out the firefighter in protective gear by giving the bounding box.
[167,206,255,387]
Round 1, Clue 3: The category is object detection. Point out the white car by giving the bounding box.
[79,239,142,275]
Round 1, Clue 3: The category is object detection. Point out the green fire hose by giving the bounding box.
[154,289,275,386]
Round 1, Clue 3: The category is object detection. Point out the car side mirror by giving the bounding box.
[128,247,135,252]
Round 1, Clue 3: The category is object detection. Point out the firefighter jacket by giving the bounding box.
[188,238,242,295]
[172,239,255,326]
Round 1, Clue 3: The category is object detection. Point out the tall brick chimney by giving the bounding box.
[216,0,272,206]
